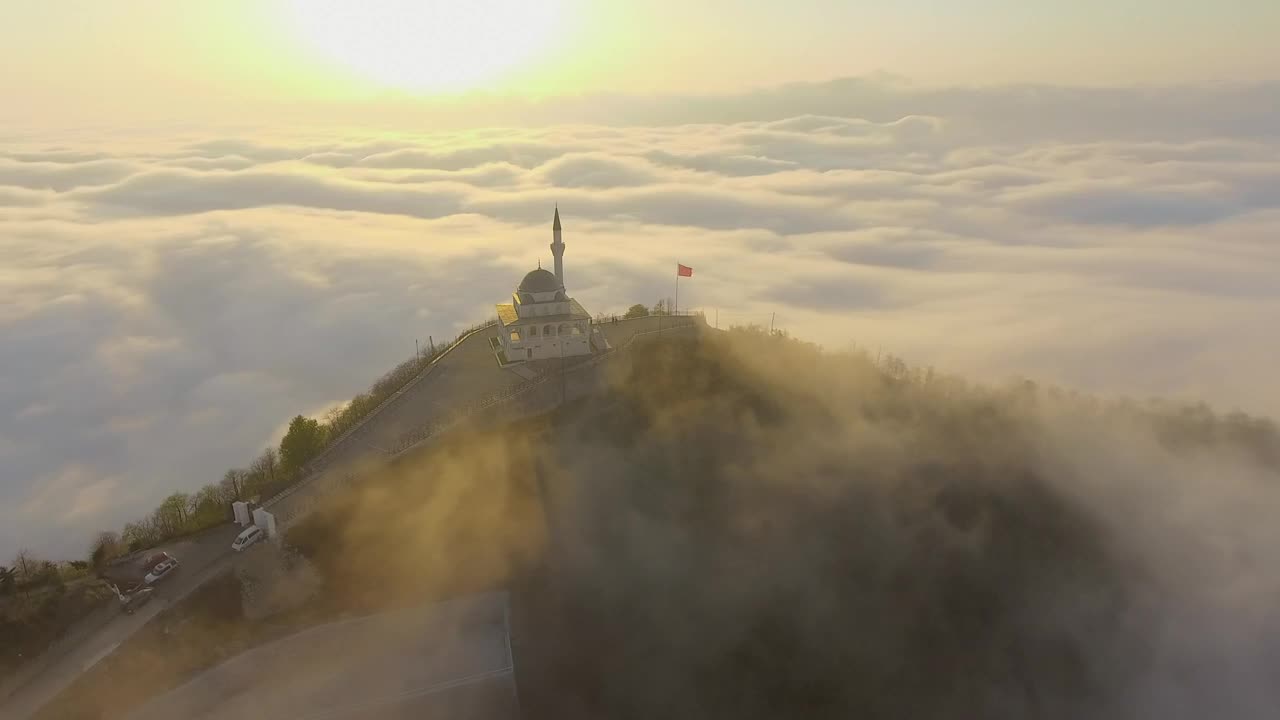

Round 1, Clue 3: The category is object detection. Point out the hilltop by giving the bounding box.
[35,326,1280,719]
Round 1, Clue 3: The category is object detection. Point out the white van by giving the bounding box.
[231,525,266,552]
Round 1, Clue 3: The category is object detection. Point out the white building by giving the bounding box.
[496,207,594,362]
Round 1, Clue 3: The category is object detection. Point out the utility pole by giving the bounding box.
[429,335,434,355]
[415,338,419,362]
[770,312,775,335]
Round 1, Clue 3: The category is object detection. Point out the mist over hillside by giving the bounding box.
[275,327,1280,720]
[40,326,1279,719]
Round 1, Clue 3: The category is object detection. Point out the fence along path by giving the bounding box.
[261,321,496,510]
[390,317,700,457]
[266,318,700,527]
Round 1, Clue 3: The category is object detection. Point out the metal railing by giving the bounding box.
[386,317,701,458]
[267,317,701,523]
[262,320,498,510]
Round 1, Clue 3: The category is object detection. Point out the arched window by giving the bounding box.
[558,323,568,336]
[571,323,583,335]
[544,324,554,336]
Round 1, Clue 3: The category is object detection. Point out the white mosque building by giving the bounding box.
[495,207,594,362]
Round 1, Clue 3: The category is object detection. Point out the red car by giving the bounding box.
[143,552,180,585]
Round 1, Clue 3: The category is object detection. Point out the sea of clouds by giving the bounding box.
[2,77,1278,558]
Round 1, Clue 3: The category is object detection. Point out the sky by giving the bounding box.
[2,0,1279,558]
[4,0,1280,126]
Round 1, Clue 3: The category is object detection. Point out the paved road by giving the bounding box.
[0,327,522,720]
[318,325,525,462]
[0,316,697,719]
[0,524,243,719]
[127,593,517,720]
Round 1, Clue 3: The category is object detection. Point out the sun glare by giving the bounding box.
[289,0,564,92]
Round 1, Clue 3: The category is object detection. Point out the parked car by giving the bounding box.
[144,553,180,585]
[231,525,266,552]
[121,587,155,615]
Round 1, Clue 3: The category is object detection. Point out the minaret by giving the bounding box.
[550,205,565,288]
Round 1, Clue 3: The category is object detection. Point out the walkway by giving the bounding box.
[127,593,517,720]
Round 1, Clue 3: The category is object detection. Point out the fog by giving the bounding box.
[7,79,1280,559]
[222,328,1280,720]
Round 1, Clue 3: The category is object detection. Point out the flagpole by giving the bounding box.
[674,264,680,316]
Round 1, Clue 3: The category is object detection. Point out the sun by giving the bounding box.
[288,0,564,92]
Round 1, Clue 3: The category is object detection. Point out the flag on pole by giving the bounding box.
[677,263,693,277]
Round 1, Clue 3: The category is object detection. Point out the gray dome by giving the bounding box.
[519,268,561,293]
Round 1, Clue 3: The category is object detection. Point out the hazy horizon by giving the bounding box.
[5,0,1280,127]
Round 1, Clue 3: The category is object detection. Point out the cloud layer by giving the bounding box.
[2,78,1279,558]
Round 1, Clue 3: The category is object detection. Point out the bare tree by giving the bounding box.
[152,492,192,537]
[89,531,121,569]
[122,519,159,552]
[192,483,229,523]
[222,468,244,501]
[10,548,41,598]
[251,449,280,485]
[13,548,37,582]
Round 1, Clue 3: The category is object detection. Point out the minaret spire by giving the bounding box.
[550,205,565,288]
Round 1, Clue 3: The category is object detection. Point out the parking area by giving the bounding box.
[0,524,243,719]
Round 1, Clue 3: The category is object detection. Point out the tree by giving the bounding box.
[280,415,325,476]
[624,303,650,319]
[37,560,63,590]
[250,449,280,486]
[325,403,350,436]
[11,549,40,597]
[223,468,244,501]
[153,492,192,537]
[122,519,158,552]
[89,531,121,569]
[242,465,266,496]
[13,549,37,583]
[191,483,229,526]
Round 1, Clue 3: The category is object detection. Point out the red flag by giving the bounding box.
[677,263,693,277]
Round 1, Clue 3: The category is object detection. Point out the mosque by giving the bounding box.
[495,207,596,362]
